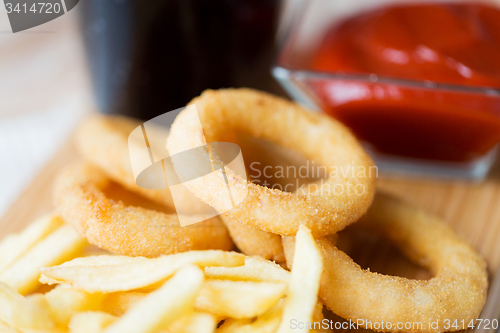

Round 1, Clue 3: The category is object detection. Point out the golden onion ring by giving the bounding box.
[283,194,488,333]
[53,163,233,257]
[167,88,377,237]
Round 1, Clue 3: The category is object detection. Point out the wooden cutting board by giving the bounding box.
[0,133,499,332]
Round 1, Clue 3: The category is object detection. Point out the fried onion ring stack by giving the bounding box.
[167,89,377,237]
[75,113,286,262]
[59,88,488,332]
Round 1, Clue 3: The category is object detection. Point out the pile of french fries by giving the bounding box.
[0,215,328,333]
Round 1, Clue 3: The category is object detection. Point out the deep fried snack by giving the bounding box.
[219,215,285,264]
[53,163,233,257]
[76,115,175,208]
[78,115,283,262]
[283,194,488,333]
[167,88,377,237]
[218,135,321,264]
[76,115,212,215]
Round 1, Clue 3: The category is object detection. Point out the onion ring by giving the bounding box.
[53,163,233,257]
[167,88,377,236]
[283,194,488,333]
[76,115,211,214]
[76,115,173,207]
[219,215,285,264]
[77,115,281,261]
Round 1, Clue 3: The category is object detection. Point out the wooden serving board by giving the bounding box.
[0,133,499,332]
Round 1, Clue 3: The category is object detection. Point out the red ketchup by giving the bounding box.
[307,3,500,162]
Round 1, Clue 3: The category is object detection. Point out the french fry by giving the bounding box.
[0,224,86,294]
[102,292,147,317]
[0,215,62,274]
[69,311,117,333]
[0,321,20,333]
[165,311,217,333]
[103,265,204,333]
[54,255,147,268]
[216,318,253,333]
[45,286,106,327]
[0,283,23,326]
[217,299,283,333]
[276,225,323,333]
[40,251,244,292]
[195,279,286,319]
[11,294,56,331]
[0,213,327,333]
[310,302,333,333]
[204,256,290,283]
[102,292,220,323]
[247,299,284,332]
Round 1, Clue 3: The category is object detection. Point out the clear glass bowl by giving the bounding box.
[273,0,500,180]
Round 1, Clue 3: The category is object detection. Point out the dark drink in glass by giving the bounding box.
[80,0,283,120]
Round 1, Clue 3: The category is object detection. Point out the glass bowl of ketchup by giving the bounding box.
[273,0,500,179]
